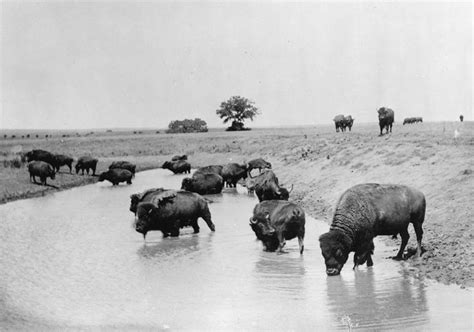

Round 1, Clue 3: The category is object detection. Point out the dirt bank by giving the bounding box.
[0,122,472,287]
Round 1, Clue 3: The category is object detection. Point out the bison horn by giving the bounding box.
[249,217,257,224]
[288,184,294,193]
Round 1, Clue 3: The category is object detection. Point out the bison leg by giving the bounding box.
[366,254,373,267]
[127,179,132,184]
[413,222,424,258]
[201,208,215,232]
[192,220,200,234]
[170,227,180,237]
[394,229,409,260]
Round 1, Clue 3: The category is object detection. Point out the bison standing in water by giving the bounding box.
[130,188,167,214]
[28,161,55,185]
[250,200,305,254]
[162,160,191,174]
[98,169,133,185]
[250,170,293,202]
[319,183,426,276]
[377,107,395,135]
[181,173,224,195]
[221,163,248,188]
[75,156,98,175]
[135,190,215,239]
[109,161,136,176]
[247,158,272,174]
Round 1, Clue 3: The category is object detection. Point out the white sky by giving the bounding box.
[1,1,472,129]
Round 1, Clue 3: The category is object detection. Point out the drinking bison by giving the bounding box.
[162,160,191,174]
[181,173,224,195]
[28,161,56,185]
[53,154,74,173]
[75,156,98,175]
[377,107,395,135]
[221,163,248,188]
[247,158,272,174]
[135,190,215,239]
[130,188,167,214]
[319,183,426,276]
[98,169,133,185]
[250,200,305,254]
[108,161,136,176]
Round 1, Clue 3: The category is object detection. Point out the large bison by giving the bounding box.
[75,156,98,175]
[377,107,395,135]
[221,163,248,188]
[130,188,167,214]
[319,183,426,276]
[181,172,224,195]
[250,170,293,202]
[250,200,305,253]
[247,158,272,174]
[135,190,215,238]
[162,160,191,174]
[109,161,136,176]
[98,169,133,185]
[53,154,74,173]
[28,161,56,185]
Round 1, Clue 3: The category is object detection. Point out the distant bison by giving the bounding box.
[98,169,133,185]
[333,114,346,133]
[135,190,215,238]
[28,161,55,185]
[247,158,272,173]
[319,183,426,276]
[221,163,248,188]
[403,117,422,125]
[181,172,224,195]
[377,107,394,135]
[250,200,305,253]
[108,161,136,176]
[171,155,188,161]
[53,154,74,173]
[459,115,464,122]
[75,156,98,175]
[162,160,191,174]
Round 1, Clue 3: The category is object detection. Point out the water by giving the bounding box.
[0,169,471,330]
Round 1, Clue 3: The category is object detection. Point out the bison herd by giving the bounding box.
[134,156,427,276]
[24,149,136,186]
[333,107,425,136]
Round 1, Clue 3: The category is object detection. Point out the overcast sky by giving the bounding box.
[1,1,472,129]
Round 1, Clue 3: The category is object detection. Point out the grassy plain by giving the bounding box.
[0,122,472,287]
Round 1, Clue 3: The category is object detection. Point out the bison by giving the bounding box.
[130,188,167,214]
[171,155,188,161]
[53,154,74,173]
[250,200,305,254]
[194,165,223,177]
[247,158,272,174]
[377,107,395,135]
[181,172,224,195]
[250,170,293,202]
[135,190,215,238]
[221,163,248,188]
[343,115,354,131]
[333,114,346,133]
[162,160,191,174]
[319,183,426,276]
[98,169,133,185]
[28,161,56,185]
[75,156,98,175]
[24,149,56,165]
[109,161,136,176]
[460,115,464,122]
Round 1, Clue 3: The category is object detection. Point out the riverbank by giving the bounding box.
[0,122,472,287]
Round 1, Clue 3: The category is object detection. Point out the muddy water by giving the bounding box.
[0,169,471,330]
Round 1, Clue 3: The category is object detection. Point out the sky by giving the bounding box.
[1,1,472,129]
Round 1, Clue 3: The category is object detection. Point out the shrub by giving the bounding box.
[166,118,208,133]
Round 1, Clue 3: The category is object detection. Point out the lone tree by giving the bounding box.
[216,96,259,131]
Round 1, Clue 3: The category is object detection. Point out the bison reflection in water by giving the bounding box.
[319,183,426,276]
[135,190,215,239]
[250,200,305,254]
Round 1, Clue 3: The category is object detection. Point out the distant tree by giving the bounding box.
[166,118,208,133]
[216,96,259,131]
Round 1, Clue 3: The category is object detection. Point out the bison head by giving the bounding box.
[161,161,171,169]
[135,202,158,239]
[249,214,279,252]
[181,177,194,191]
[319,231,351,276]
[130,194,140,213]
[98,171,109,182]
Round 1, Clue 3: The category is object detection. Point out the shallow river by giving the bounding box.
[0,169,471,330]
